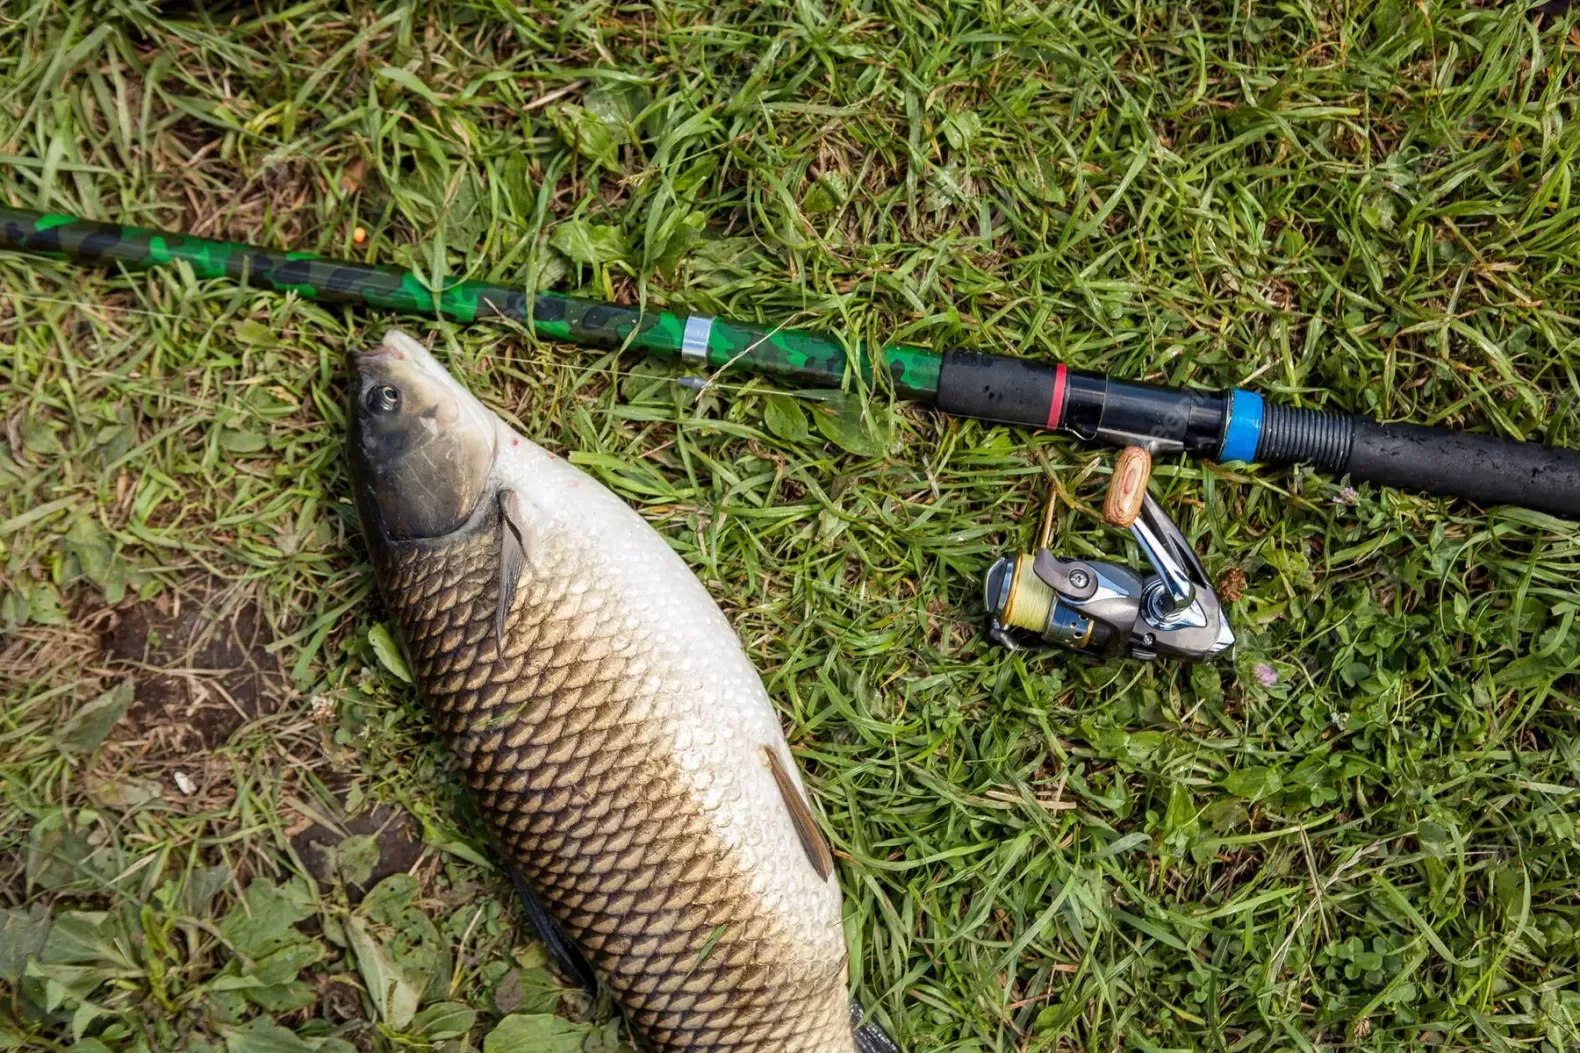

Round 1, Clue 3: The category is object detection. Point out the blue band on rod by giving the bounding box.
[1219,389,1264,464]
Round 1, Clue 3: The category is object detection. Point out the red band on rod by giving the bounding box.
[1046,363,1068,430]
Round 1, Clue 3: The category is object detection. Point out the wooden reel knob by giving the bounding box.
[1103,446,1152,528]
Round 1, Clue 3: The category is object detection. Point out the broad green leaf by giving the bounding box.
[1091,831,1150,859]
[251,940,325,987]
[493,966,566,1014]
[308,1041,358,1053]
[1188,662,1223,703]
[69,1037,114,1053]
[56,680,132,756]
[809,394,882,458]
[527,250,569,292]
[583,82,647,127]
[233,319,276,346]
[0,447,26,489]
[483,1014,592,1053]
[40,912,135,970]
[325,833,381,888]
[492,967,523,1014]
[0,906,50,980]
[25,579,68,626]
[241,384,296,418]
[368,623,412,683]
[91,406,135,470]
[0,585,27,627]
[223,1018,314,1053]
[62,517,114,590]
[412,1001,477,1040]
[422,823,492,868]
[763,395,809,443]
[1082,722,1165,767]
[1161,781,1199,855]
[360,873,418,916]
[219,428,269,453]
[1035,1002,1076,1033]
[547,103,622,170]
[1223,766,1283,802]
[579,1018,630,1053]
[26,811,109,891]
[160,863,231,917]
[246,979,317,1013]
[359,874,450,1001]
[651,210,705,275]
[22,413,63,457]
[548,220,630,266]
[520,968,565,1013]
[1202,797,1248,834]
[221,880,315,959]
[1496,651,1563,688]
[22,960,113,1012]
[441,173,487,246]
[344,914,420,1030]
[500,152,535,216]
[802,171,847,214]
[941,110,982,150]
[70,1001,106,1041]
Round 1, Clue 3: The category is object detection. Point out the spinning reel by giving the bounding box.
[984,447,1235,663]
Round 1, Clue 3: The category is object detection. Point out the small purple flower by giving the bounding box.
[1334,486,1359,506]
[1254,663,1279,686]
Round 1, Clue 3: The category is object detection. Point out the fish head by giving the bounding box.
[348,329,498,542]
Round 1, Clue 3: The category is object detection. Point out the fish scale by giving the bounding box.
[374,501,856,1051]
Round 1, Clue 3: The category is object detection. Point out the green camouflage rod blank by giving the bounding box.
[3,206,1580,517]
[0,207,943,399]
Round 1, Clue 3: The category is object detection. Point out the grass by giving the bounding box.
[3,0,1580,1050]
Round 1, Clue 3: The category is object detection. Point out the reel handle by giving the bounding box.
[1103,446,1152,528]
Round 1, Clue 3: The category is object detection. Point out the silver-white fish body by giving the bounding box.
[349,332,878,1052]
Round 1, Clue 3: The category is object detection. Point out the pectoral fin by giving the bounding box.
[764,746,834,882]
[850,1000,902,1053]
[505,865,598,994]
[496,489,532,653]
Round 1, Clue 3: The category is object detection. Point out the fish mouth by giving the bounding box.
[354,343,403,368]
[348,339,398,396]
[351,330,423,378]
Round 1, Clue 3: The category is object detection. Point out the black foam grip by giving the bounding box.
[935,350,1058,429]
[1345,419,1580,517]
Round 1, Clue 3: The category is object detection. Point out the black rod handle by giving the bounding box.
[1343,419,1580,517]
[1254,405,1580,517]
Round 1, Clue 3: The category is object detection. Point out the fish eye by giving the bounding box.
[365,384,401,414]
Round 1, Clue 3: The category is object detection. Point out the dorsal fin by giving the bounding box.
[495,489,532,654]
[763,746,834,882]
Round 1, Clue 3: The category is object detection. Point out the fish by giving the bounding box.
[346,330,899,1053]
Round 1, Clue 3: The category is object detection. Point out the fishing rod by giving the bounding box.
[4,207,1578,663]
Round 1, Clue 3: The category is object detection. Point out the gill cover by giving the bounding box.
[348,330,497,541]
